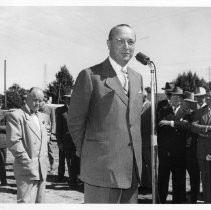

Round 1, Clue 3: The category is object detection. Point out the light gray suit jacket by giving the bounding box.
[6,105,49,181]
[68,58,143,189]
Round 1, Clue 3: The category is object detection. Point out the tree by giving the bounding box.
[173,71,208,92]
[46,65,74,104]
[2,83,28,109]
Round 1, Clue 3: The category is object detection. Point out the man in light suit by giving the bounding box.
[68,24,143,203]
[6,87,49,203]
[39,92,56,174]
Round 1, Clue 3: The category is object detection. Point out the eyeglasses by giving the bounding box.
[114,38,135,47]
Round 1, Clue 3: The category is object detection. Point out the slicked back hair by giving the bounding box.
[108,24,133,40]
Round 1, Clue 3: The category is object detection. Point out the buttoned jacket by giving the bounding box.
[68,58,143,188]
[6,105,49,181]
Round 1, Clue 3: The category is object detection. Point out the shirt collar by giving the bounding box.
[109,56,128,75]
[201,102,207,108]
[172,105,180,114]
[25,104,38,115]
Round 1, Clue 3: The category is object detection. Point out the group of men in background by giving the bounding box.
[156,82,211,203]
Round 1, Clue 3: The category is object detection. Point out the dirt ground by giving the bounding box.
[0,140,203,204]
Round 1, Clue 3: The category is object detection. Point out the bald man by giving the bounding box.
[6,87,49,203]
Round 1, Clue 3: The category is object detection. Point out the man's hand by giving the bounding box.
[159,120,171,127]
[76,151,80,157]
[206,154,211,161]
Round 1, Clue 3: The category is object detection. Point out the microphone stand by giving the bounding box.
[147,61,158,204]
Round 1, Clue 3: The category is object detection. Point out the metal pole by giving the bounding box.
[58,82,61,104]
[4,60,7,109]
[148,61,157,203]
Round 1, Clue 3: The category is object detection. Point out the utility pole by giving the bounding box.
[208,66,211,90]
[4,60,7,109]
[43,63,47,90]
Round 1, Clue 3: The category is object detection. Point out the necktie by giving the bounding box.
[121,67,128,94]
[173,106,177,115]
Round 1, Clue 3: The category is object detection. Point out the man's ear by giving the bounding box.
[107,40,111,51]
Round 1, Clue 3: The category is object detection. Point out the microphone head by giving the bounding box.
[135,52,150,65]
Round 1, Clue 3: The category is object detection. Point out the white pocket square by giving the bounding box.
[138,89,142,93]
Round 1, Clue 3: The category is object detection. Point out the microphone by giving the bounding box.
[135,52,150,65]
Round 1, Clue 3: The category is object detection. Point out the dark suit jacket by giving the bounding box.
[191,105,211,159]
[157,105,187,158]
[56,105,75,152]
[0,110,6,149]
[68,58,143,189]
[141,100,151,147]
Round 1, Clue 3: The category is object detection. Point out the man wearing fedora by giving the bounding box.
[55,88,80,188]
[190,87,211,203]
[159,91,200,203]
[156,82,175,120]
[157,86,187,203]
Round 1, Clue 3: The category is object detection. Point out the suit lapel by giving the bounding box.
[128,68,143,125]
[201,107,211,125]
[22,106,42,140]
[102,58,128,106]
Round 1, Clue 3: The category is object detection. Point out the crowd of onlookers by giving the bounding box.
[141,82,211,203]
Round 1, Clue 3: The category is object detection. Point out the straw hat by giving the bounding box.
[194,87,206,96]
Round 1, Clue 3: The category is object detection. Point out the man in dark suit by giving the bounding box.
[140,87,152,193]
[158,91,200,203]
[67,24,143,203]
[56,89,80,188]
[0,103,7,186]
[191,87,211,203]
[157,86,187,203]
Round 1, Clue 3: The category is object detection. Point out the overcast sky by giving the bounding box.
[1,3,211,94]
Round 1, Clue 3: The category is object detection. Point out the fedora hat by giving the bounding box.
[63,88,72,97]
[161,82,175,92]
[194,87,206,96]
[171,86,184,96]
[184,91,196,103]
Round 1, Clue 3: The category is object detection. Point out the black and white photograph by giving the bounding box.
[0,0,211,207]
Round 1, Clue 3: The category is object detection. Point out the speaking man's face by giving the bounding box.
[107,26,136,67]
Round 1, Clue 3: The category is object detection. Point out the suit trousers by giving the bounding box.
[158,155,186,203]
[58,148,67,178]
[58,147,80,181]
[141,146,152,189]
[84,162,138,203]
[186,147,200,203]
[16,179,46,203]
[48,139,56,171]
[0,148,7,185]
[198,159,211,203]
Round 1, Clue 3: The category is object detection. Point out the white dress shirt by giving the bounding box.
[109,56,128,93]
